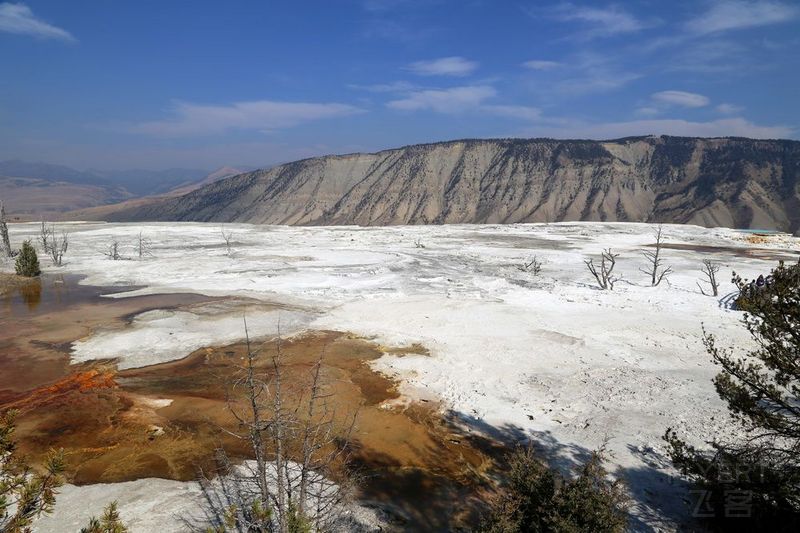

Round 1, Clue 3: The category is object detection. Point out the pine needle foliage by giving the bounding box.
[665,259,800,530]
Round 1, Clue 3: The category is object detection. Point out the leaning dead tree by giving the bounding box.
[186,320,358,532]
[697,259,721,296]
[39,221,68,266]
[585,249,620,290]
[0,201,12,258]
[640,224,672,286]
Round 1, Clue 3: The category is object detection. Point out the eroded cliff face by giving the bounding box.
[107,136,800,232]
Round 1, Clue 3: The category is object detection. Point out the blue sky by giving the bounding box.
[1,0,798,170]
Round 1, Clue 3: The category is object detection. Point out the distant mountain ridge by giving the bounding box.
[102,136,800,233]
[0,162,246,218]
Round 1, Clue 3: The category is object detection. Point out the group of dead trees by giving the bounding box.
[0,202,156,266]
[39,221,68,267]
[2,320,358,533]
[103,232,153,260]
[583,225,721,295]
[184,321,358,532]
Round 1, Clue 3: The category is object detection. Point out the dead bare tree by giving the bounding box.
[136,231,153,258]
[518,255,543,275]
[104,240,123,260]
[585,249,620,290]
[39,221,68,266]
[640,224,672,286]
[221,226,234,256]
[697,259,721,296]
[0,201,12,258]
[185,320,358,532]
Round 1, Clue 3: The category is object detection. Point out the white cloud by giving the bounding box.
[557,71,641,94]
[130,100,365,137]
[551,3,647,38]
[387,85,496,113]
[482,105,542,121]
[635,107,661,117]
[348,81,420,93]
[716,103,745,114]
[522,60,562,71]
[406,56,478,77]
[0,3,75,41]
[686,0,798,35]
[522,117,792,140]
[386,86,541,121]
[651,90,710,108]
[548,52,641,95]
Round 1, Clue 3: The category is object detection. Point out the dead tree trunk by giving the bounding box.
[697,259,721,296]
[136,231,153,258]
[585,249,620,290]
[0,201,12,257]
[221,227,234,256]
[640,224,672,286]
[39,221,68,266]
[187,320,357,532]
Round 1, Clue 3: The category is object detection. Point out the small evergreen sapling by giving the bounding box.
[14,240,41,277]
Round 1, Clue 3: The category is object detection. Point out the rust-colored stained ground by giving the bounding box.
[1,276,498,530]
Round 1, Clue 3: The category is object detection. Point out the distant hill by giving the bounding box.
[92,167,209,196]
[63,167,247,221]
[100,136,800,233]
[163,166,248,196]
[0,160,215,218]
[0,160,111,187]
[0,176,132,219]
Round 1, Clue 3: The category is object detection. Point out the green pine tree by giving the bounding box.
[80,501,128,533]
[14,240,40,277]
[665,259,800,530]
[481,446,629,533]
[1,409,65,532]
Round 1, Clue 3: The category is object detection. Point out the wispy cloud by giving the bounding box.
[716,103,745,114]
[406,56,478,77]
[651,90,710,108]
[387,85,495,113]
[386,85,541,120]
[348,81,421,93]
[546,53,641,95]
[129,100,364,137]
[549,2,649,39]
[522,60,562,71]
[686,0,798,35]
[0,3,75,41]
[482,105,541,121]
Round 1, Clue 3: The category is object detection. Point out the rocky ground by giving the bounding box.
[2,221,798,531]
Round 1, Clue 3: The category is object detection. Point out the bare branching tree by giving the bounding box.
[518,256,543,275]
[104,241,123,261]
[221,227,234,257]
[39,221,68,266]
[185,320,359,532]
[640,225,672,286]
[585,249,620,290]
[136,231,153,258]
[0,201,13,258]
[697,259,721,296]
[413,238,425,249]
